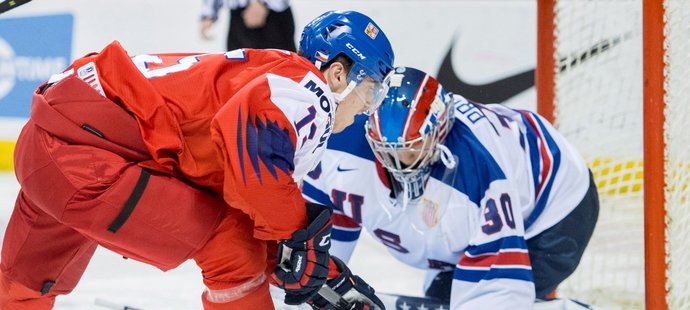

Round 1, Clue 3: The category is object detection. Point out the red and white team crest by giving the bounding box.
[411,198,440,229]
[365,23,379,40]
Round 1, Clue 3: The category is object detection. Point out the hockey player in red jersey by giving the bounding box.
[0,10,393,310]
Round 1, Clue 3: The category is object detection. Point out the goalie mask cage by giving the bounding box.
[537,1,690,309]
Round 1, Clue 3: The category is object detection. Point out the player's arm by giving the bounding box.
[450,184,535,309]
[210,71,330,241]
[211,70,338,304]
[328,211,362,263]
[302,164,363,263]
[200,0,223,21]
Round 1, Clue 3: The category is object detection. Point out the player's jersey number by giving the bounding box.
[332,189,363,224]
[481,193,516,234]
[132,49,248,79]
[331,188,409,253]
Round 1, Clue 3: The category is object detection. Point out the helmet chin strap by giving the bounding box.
[332,80,357,104]
[400,185,414,211]
[436,144,457,169]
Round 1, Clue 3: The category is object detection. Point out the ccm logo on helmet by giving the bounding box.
[345,42,366,60]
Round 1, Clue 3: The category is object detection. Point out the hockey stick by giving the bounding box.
[377,293,446,310]
[95,294,430,310]
[94,291,594,310]
[317,285,357,310]
[378,293,598,310]
[95,289,377,310]
[94,298,142,310]
[0,0,33,14]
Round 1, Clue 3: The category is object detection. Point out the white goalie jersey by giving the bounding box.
[301,94,590,309]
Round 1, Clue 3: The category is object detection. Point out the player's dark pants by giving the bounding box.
[426,170,600,301]
[227,6,296,52]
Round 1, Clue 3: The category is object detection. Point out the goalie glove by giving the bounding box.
[272,202,333,305]
[308,256,384,310]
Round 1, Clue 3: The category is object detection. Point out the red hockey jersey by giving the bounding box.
[64,41,335,240]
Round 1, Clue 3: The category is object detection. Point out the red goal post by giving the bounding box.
[641,1,665,309]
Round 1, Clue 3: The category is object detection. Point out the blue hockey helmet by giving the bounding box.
[299,11,395,111]
[366,67,455,203]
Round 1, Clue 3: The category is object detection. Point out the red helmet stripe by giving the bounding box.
[405,75,439,140]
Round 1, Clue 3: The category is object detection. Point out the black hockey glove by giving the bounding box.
[308,256,385,310]
[272,202,333,305]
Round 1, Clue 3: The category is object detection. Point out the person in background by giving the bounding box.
[0,10,393,310]
[302,66,600,309]
[201,0,296,52]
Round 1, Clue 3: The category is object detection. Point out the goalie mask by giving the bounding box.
[366,67,456,207]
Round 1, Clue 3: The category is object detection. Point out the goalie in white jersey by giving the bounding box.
[301,66,599,309]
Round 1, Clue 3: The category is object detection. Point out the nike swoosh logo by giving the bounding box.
[436,37,534,103]
[336,165,357,172]
[438,32,628,104]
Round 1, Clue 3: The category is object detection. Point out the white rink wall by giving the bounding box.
[0,0,536,140]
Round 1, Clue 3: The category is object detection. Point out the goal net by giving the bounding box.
[661,1,690,309]
[537,1,690,309]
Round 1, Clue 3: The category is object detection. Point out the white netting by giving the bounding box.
[663,1,690,308]
[550,1,645,309]
[551,1,690,308]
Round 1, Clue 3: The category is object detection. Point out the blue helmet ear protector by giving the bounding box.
[299,10,395,111]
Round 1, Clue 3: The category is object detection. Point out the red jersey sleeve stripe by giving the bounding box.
[459,250,531,268]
